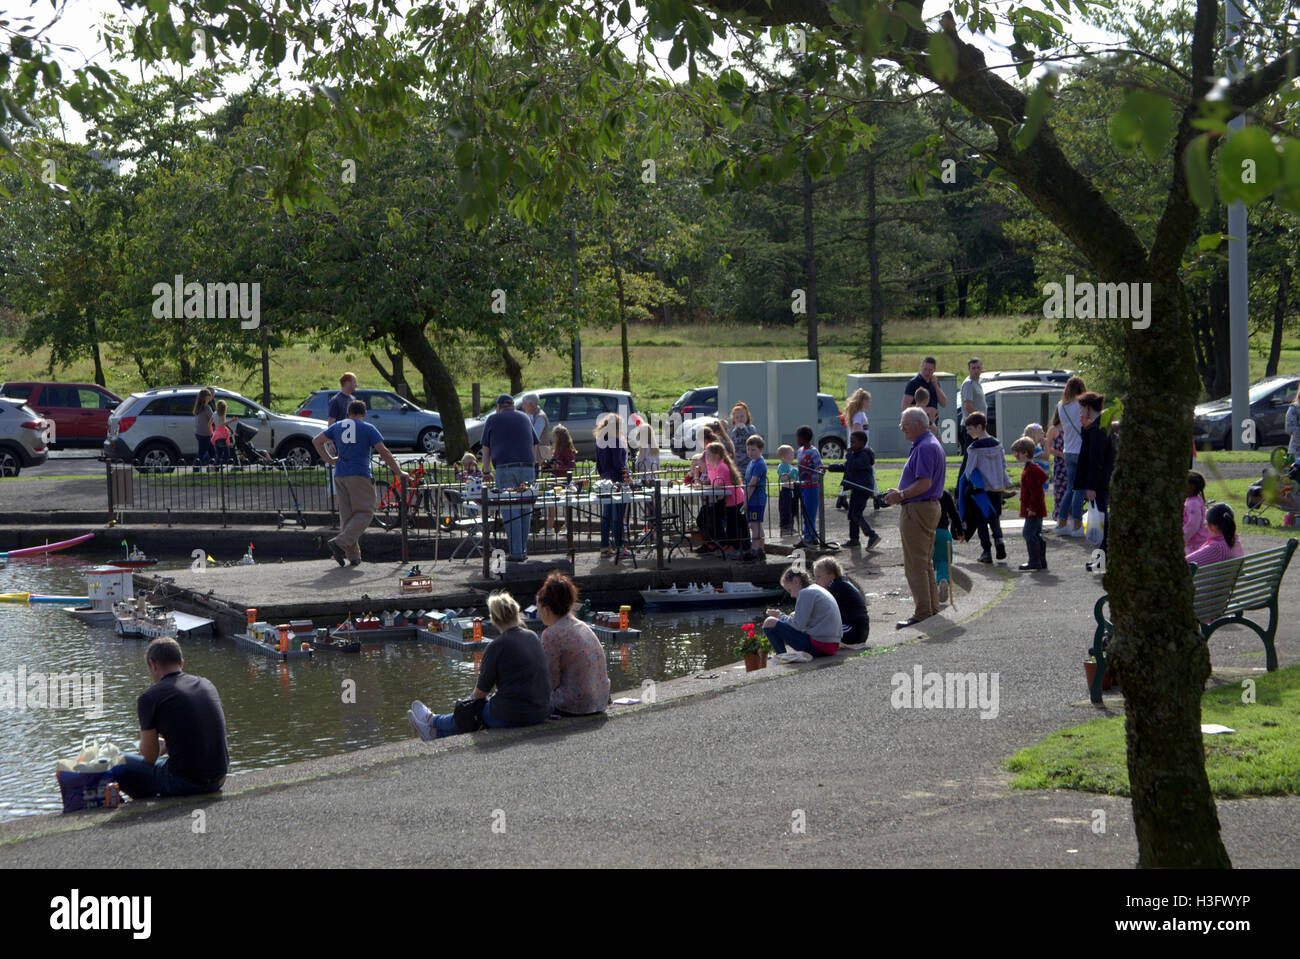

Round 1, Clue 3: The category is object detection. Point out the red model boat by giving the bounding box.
[108,542,158,569]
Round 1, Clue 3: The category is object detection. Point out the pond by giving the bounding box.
[0,555,765,822]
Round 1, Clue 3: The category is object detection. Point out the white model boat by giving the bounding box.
[63,566,136,626]
[639,581,784,608]
[113,598,214,640]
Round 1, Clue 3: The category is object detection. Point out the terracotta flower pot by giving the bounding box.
[1085,660,1117,692]
[744,652,763,672]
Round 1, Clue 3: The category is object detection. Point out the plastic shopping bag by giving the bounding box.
[1084,505,1106,546]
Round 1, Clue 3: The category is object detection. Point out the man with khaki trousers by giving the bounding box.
[884,407,947,629]
[313,399,410,566]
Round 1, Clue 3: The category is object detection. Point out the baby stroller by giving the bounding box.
[1243,452,1300,527]
[231,419,277,468]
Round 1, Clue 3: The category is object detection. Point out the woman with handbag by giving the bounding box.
[407,592,551,740]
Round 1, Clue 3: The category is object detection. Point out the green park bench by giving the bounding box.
[1088,538,1298,704]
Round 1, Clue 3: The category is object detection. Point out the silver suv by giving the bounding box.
[105,386,329,471]
[463,389,643,460]
[295,389,444,454]
[0,397,50,477]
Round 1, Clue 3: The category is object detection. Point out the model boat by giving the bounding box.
[639,581,784,608]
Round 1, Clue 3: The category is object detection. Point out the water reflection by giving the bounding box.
[0,558,767,822]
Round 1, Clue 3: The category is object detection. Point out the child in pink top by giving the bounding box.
[1186,502,1245,566]
[705,441,745,549]
[1183,471,1210,553]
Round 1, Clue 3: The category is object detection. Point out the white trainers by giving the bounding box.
[774,651,800,663]
[407,708,433,742]
[786,650,814,663]
[410,700,433,725]
[839,642,867,651]
[1069,526,1088,537]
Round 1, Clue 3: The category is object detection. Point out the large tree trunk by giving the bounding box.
[1266,262,1289,377]
[802,157,819,384]
[866,154,884,373]
[394,318,466,460]
[610,242,631,393]
[1109,271,1230,868]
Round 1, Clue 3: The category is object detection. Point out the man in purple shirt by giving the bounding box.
[884,407,947,629]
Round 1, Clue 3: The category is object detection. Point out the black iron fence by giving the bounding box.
[107,456,847,571]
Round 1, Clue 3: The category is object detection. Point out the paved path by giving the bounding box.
[1,509,1296,867]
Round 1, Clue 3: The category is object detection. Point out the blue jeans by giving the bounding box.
[601,501,627,551]
[118,754,223,800]
[800,486,819,541]
[1061,452,1084,523]
[494,464,535,558]
[430,698,534,738]
[194,434,214,467]
[763,620,833,657]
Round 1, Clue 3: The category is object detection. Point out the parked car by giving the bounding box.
[979,369,1075,385]
[0,397,50,476]
[105,386,329,471]
[668,386,718,424]
[464,389,643,460]
[0,382,121,448]
[673,393,848,460]
[1194,375,1300,450]
[295,389,444,454]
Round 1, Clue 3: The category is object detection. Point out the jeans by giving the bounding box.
[967,490,1004,550]
[763,619,834,657]
[601,501,627,551]
[194,434,213,467]
[118,754,223,800]
[430,698,535,738]
[847,490,877,541]
[494,464,535,558]
[779,488,798,531]
[1022,515,1044,555]
[800,486,819,541]
[1061,452,1084,523]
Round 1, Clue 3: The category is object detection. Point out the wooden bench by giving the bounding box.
[1089,538,1297,704]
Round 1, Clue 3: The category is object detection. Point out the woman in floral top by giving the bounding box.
[535,571,610,716]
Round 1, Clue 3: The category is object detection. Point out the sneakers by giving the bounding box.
[1069,526,1088,537]
[866,532,882,550]
[937,579,950,603]
[349,558,362,567]
[328,540,346,567]
[994,540,1006,561]
[977,550,993,564]
[773,651,799,663]
[800,538,820,548]
[786,650,814,663]
[839,641,868,651]
[410,700,433,724]
[407,707,433,742]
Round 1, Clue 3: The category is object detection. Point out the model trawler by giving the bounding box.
[639,581,785,608]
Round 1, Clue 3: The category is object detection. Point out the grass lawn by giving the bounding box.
[4,317,1298,421]
[1006,665,1300,798]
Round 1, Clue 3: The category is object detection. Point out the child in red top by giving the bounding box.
[1011,437,1048,571]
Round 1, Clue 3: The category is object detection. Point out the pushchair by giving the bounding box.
[1243,452,1300,527]
[231,419,277,468]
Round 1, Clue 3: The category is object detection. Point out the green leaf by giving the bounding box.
[1196,232,1224,253]
[668,37,686,70]
[927,32,957,83]
[1013,77,1052,152]
[1110,89,1172,161]
[1183,133,1214,209]
[1217,126,1279,205]
[1276,138,1300,215]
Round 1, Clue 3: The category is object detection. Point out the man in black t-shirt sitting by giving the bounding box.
[118,638,229,800]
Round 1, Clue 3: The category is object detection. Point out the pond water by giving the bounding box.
[0,556,765,822]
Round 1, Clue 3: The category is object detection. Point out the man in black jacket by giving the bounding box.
[1075,392,1115,556]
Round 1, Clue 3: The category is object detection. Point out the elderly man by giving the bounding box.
[901,356,947,413]
[884,407,947,629]
[481,393,540,562]
[520,392,553,467]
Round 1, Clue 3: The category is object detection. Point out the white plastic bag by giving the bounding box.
[1084,505,1106,545]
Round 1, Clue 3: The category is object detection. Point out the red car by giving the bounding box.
[0,382,122,447]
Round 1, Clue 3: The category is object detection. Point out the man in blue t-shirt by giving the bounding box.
[312,399,410,566]
[480,394,539,561]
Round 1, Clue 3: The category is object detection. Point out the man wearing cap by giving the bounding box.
[481,394,540,561]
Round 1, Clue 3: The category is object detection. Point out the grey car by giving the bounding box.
[0,397,50,477]
[1194,375,1300,450]
[295,389,444,454]
[464,389,642,460]
[105,386,329,471]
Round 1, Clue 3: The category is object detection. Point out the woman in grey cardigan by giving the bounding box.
[762,567,842,663]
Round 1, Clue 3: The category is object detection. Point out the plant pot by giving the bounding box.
[1084,660,1117,692]
[744,652,763,672]
[758,651,768,668]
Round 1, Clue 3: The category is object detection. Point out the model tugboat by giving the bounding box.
[108,541,158,569]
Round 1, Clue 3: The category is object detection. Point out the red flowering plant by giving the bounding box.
[735,622,771,657]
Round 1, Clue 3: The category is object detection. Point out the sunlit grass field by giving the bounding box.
[2,316,1297,422]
